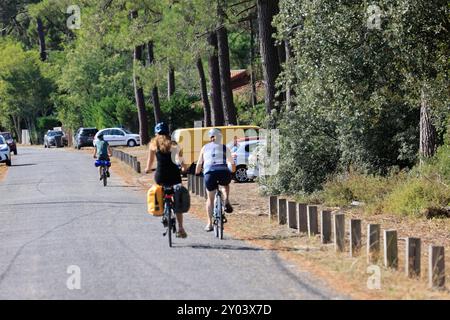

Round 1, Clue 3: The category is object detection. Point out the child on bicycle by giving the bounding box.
[144,122,188,238]
[195,128,236,232]
[93,133,112,180]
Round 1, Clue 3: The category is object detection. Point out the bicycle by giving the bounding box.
[213,188,227,240]
[162,186,177,247]
[95,159,111,187]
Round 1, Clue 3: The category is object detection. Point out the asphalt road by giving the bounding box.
[0,147,343,299]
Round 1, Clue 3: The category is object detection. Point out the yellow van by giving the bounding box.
[172,125,260,170]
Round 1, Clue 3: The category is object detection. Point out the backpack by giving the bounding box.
[147,184,164,216]
[173,184,190,214]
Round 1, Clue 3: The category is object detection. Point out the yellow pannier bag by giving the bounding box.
[147,184,164,216]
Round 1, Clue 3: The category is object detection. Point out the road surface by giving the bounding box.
[0,147,343,299]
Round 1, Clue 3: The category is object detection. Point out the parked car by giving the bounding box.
[247,143,265,181]
[44,130,64,148]
[74,127,98,149]
[0,135,11,166]
[93,128,140,147]
[226,138,265,183]
[0,132,17,155]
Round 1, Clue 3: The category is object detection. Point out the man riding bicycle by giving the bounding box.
[93,133,112,180]
[196,128,236,232]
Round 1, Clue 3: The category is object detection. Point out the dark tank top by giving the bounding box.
[154,147,181,186]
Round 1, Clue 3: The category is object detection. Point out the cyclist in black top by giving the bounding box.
[145,122,188,238]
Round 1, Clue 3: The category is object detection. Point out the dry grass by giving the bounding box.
[0,165,8,182]
[73,146,450,299]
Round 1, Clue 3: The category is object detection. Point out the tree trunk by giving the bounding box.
[36,17,46,61]
[257,0,281,114]
[207,32,225,126]
[147,41,162,124]
[419,85,437,159]
[217,26,237,125]
[131,10,150,145]
[168,66,175,100]
[285,40,295,110]
[250,18,258,108]
[197,58,212,127]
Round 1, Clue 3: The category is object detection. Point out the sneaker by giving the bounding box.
[204,224,214,232]
[176,230,188,238]
[224,201,233,213]
[99,176,103,181]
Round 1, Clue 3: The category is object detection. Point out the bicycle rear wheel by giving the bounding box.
[167,210,173,247]
[103,167,107,187]
[214,193,223,239]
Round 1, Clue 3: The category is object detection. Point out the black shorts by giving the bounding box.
[204,170,232,192]
[98,155,110,161]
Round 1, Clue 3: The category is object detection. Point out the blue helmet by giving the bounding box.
[154,122,169,135]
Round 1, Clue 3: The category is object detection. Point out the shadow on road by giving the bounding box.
[176,243,265,251]
[11,163,37,167]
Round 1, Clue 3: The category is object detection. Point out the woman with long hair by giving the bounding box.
[145,122,188,238]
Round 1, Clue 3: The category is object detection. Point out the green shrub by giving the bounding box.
[382,178,450,217]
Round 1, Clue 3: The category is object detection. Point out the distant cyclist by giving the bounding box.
[196,128,236,232]
[145,122,188,238]
[93,133,112,180]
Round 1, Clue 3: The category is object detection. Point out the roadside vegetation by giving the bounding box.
[0,1,449,219]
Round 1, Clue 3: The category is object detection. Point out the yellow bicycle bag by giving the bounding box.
[147,184,164,216]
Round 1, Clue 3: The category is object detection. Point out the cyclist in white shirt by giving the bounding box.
[196,128,236,231]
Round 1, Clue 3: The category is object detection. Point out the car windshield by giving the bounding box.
[1,133,12,140]
[81,129,97,135]
[123,129,132,134]
[48,131,63,137]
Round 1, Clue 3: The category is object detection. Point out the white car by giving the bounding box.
[226,139,264,183]
[0,135,11,166]
[93,128,141,147]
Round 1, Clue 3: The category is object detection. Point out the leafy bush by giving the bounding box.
[382,178,449,217]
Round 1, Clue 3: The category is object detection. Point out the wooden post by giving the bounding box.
[199,176,205,197]
[136,161,141,173]
[384,230,398,269]
[333,213,345,252]
[367,224,381,264]
[406,237,421,278]
[287,201,297,229]
[429,245,445,289]
[349,219,362,257]
[269,196,277,222]
[307,205,318,237]
[297,203,308,233]
[191,175,196,194]
[277,198,287,225]
[320,210,332,244]
[195,176,200,196]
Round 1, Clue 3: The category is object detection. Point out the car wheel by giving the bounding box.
[234,165,248,183]
[6,159,11,166]
[127,139,136,147]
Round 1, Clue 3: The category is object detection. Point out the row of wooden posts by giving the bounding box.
[111,149,141,174]
[187,174,207,199]
[184,174,446,290]
[270,196,446,290]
